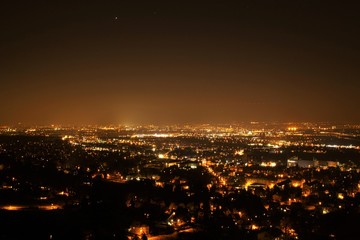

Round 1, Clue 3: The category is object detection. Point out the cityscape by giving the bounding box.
[1,122,360,239]
[1,1,360,239]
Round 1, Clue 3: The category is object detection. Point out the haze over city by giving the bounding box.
[1,0,359,125]
[1,2,360,239]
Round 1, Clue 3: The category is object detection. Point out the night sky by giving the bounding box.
[1,0,359,125]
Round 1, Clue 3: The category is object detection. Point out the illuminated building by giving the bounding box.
[287,156,318,168]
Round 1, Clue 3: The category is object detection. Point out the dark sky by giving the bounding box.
[1,0,359,125]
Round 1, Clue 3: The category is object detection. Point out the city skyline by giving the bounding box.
[1,1,360,125]
[1,123,360,239]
